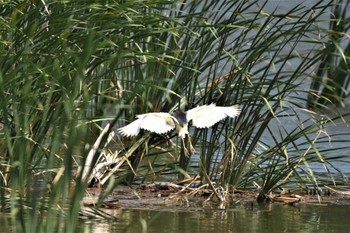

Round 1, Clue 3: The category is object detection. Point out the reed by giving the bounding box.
[307,0,350,108]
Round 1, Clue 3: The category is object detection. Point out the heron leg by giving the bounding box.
[187,134,196,153]
[181,137,190,157]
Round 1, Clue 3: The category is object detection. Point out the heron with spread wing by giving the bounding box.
[118,103,240,155]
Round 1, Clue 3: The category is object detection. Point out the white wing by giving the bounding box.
[139,112,176,134]
[117,118,143,137]
[118,112,177,137]
[186,104,240,128]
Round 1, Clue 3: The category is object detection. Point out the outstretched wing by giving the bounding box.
[139,112,177,134]
[117,118,143,137]
[186,104,240,128]
[118,112,177,137]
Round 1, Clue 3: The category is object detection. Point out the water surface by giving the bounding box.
[84,202,350,233]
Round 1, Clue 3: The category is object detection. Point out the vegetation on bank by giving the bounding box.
[0,0,349,232]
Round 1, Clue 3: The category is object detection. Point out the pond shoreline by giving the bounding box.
[82,184,350,211]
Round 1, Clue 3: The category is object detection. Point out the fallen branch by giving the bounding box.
[77,124,115,183]
[325,186,350,195]
[200,162,226,208]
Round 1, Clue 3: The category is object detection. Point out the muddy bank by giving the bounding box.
[82,183,350,210]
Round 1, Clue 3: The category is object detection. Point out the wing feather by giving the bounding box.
[117,118,143,137]
[139,113,176,134]
[186,104,240,128]
[118,112,177,137]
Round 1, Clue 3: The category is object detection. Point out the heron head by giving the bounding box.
[172,110,187,127]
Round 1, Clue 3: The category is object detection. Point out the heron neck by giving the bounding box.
[176,124,188,138]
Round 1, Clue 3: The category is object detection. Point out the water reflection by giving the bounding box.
[84,203,350,233]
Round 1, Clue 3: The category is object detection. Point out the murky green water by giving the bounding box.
[83,203,350,233]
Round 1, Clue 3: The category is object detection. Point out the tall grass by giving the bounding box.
[307,0,350,108]
[0,0,349,231]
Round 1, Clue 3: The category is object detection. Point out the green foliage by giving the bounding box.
[308,0,350,108]
[0,0,349,231]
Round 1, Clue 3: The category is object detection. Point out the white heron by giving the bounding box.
[118,103,240,155]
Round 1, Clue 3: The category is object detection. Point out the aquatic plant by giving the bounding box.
[307,0,350,108]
